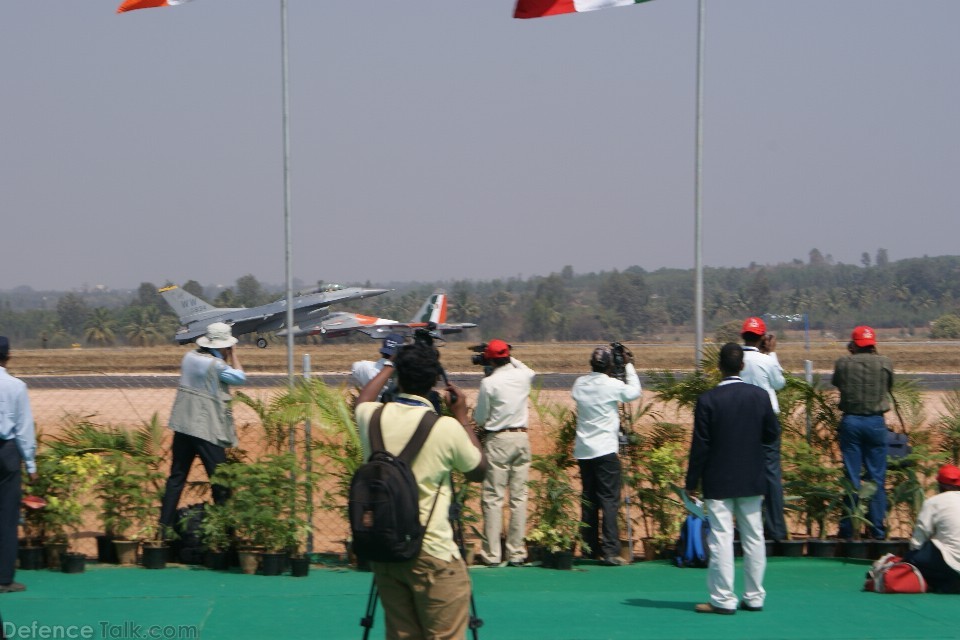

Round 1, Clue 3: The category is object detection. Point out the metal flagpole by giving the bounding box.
[281,0,295,390]
[693,0,706,367]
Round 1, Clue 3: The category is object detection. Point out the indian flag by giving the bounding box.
[515,0,654,19]
[117,0,192,13]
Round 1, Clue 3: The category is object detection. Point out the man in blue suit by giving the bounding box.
[685,343,780,615]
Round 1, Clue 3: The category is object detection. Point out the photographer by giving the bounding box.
[159,323,245,531]
[572,344,641,566]
[472,340,536,567]
[350,333,404,389]
[832,325,894,540]
[355,341,487,638]
[740,317,787,542]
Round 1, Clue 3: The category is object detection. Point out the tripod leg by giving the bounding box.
[360,577,378,640]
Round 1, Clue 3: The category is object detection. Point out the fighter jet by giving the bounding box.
[159,283,391,348]
[279,291,477,341]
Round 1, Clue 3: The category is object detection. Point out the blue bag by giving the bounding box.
[675,514,709,568]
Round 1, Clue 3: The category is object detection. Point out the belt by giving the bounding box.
[494,427,527,433]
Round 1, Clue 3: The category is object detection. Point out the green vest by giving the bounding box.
[833,353,893,416]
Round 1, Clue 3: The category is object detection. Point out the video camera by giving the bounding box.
[469,343,489,367]
[609,341,630,382]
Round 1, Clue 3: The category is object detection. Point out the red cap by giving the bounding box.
[851,326,876,347]
[483,339,510,359]
[741,317,766,336]
[937,464,960,487]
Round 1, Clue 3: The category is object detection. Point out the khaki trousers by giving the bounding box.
[373,552,472,639]
[480,431,531,564]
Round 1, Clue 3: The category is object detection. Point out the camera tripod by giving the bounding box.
[360,473,483,639]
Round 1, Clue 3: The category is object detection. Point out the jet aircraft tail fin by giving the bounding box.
[412,292,447,325]
[158,285,217,323]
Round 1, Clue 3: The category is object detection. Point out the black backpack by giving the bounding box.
[349,407,441,563]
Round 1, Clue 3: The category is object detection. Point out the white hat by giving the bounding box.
[196,322,238,349]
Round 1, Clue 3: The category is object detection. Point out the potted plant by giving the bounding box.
[198,504,233,571]
[781,438,844,557]
[207,453,313,575]
[42,453,109,572]
[525,451,584,569]
[623,424,686,560]
[98,452,162,565]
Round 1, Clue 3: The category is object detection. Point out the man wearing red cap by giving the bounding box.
[740,317,787,542]
[903,465,960,593]
[473,339,536,566]
[831,325,894,540]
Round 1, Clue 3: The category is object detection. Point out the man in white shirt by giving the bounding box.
[904,464,960,593]
[350,333,404,389]
[572,345,641,566]
[473,340,536,566]
[740,317,788,542]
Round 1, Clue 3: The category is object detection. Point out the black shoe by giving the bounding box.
[0,582,26,594]
[507,560,525,567]
[740,602,763,612]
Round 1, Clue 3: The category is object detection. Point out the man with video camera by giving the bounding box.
[572,344,641,566]
[739,317,787,543]
[355,340,487,638]
[472,339,536,567]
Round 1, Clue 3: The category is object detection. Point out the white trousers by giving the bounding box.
[704,495,766,610]
[480,431,531,564]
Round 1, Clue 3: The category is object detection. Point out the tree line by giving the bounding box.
[2,250,960,348]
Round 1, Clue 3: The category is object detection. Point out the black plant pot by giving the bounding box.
[260,552,287,576]
[204,550,230,571]
[141,545,168,569]
[552,550,574,570]
[841,540,872,560]
[61,552,86,574]
[777,540,806,558]
[96,534,118,564]
[18,546,45,570]
[806,539,839,558]
[290,556,311,577]
[872,539,905,559]
[764,540,777,557]
[733,541,743,558]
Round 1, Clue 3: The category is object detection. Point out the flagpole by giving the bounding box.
[281,0,295,388]
[693,0,705,367]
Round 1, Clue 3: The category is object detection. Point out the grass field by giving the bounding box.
[9,339,960,375]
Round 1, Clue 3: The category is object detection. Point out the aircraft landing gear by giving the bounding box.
[256,337,268,349]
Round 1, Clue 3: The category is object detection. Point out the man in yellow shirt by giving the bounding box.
[356,341,487,639]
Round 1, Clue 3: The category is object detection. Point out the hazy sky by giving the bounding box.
[3,1,958,291]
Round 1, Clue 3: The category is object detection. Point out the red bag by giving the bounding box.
[864,553,927,594]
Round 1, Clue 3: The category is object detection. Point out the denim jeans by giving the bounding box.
[838,414,887,539]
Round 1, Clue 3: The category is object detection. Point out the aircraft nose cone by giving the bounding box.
[361,288,391,298]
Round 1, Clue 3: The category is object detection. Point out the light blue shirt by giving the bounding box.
[0,366,37,473]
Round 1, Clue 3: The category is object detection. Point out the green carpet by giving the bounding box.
[3,558,957,639]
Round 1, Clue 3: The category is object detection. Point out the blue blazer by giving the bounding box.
[685,379,780,500]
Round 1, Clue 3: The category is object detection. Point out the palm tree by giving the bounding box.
[84,308,116,346]
[125,306,166,347]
